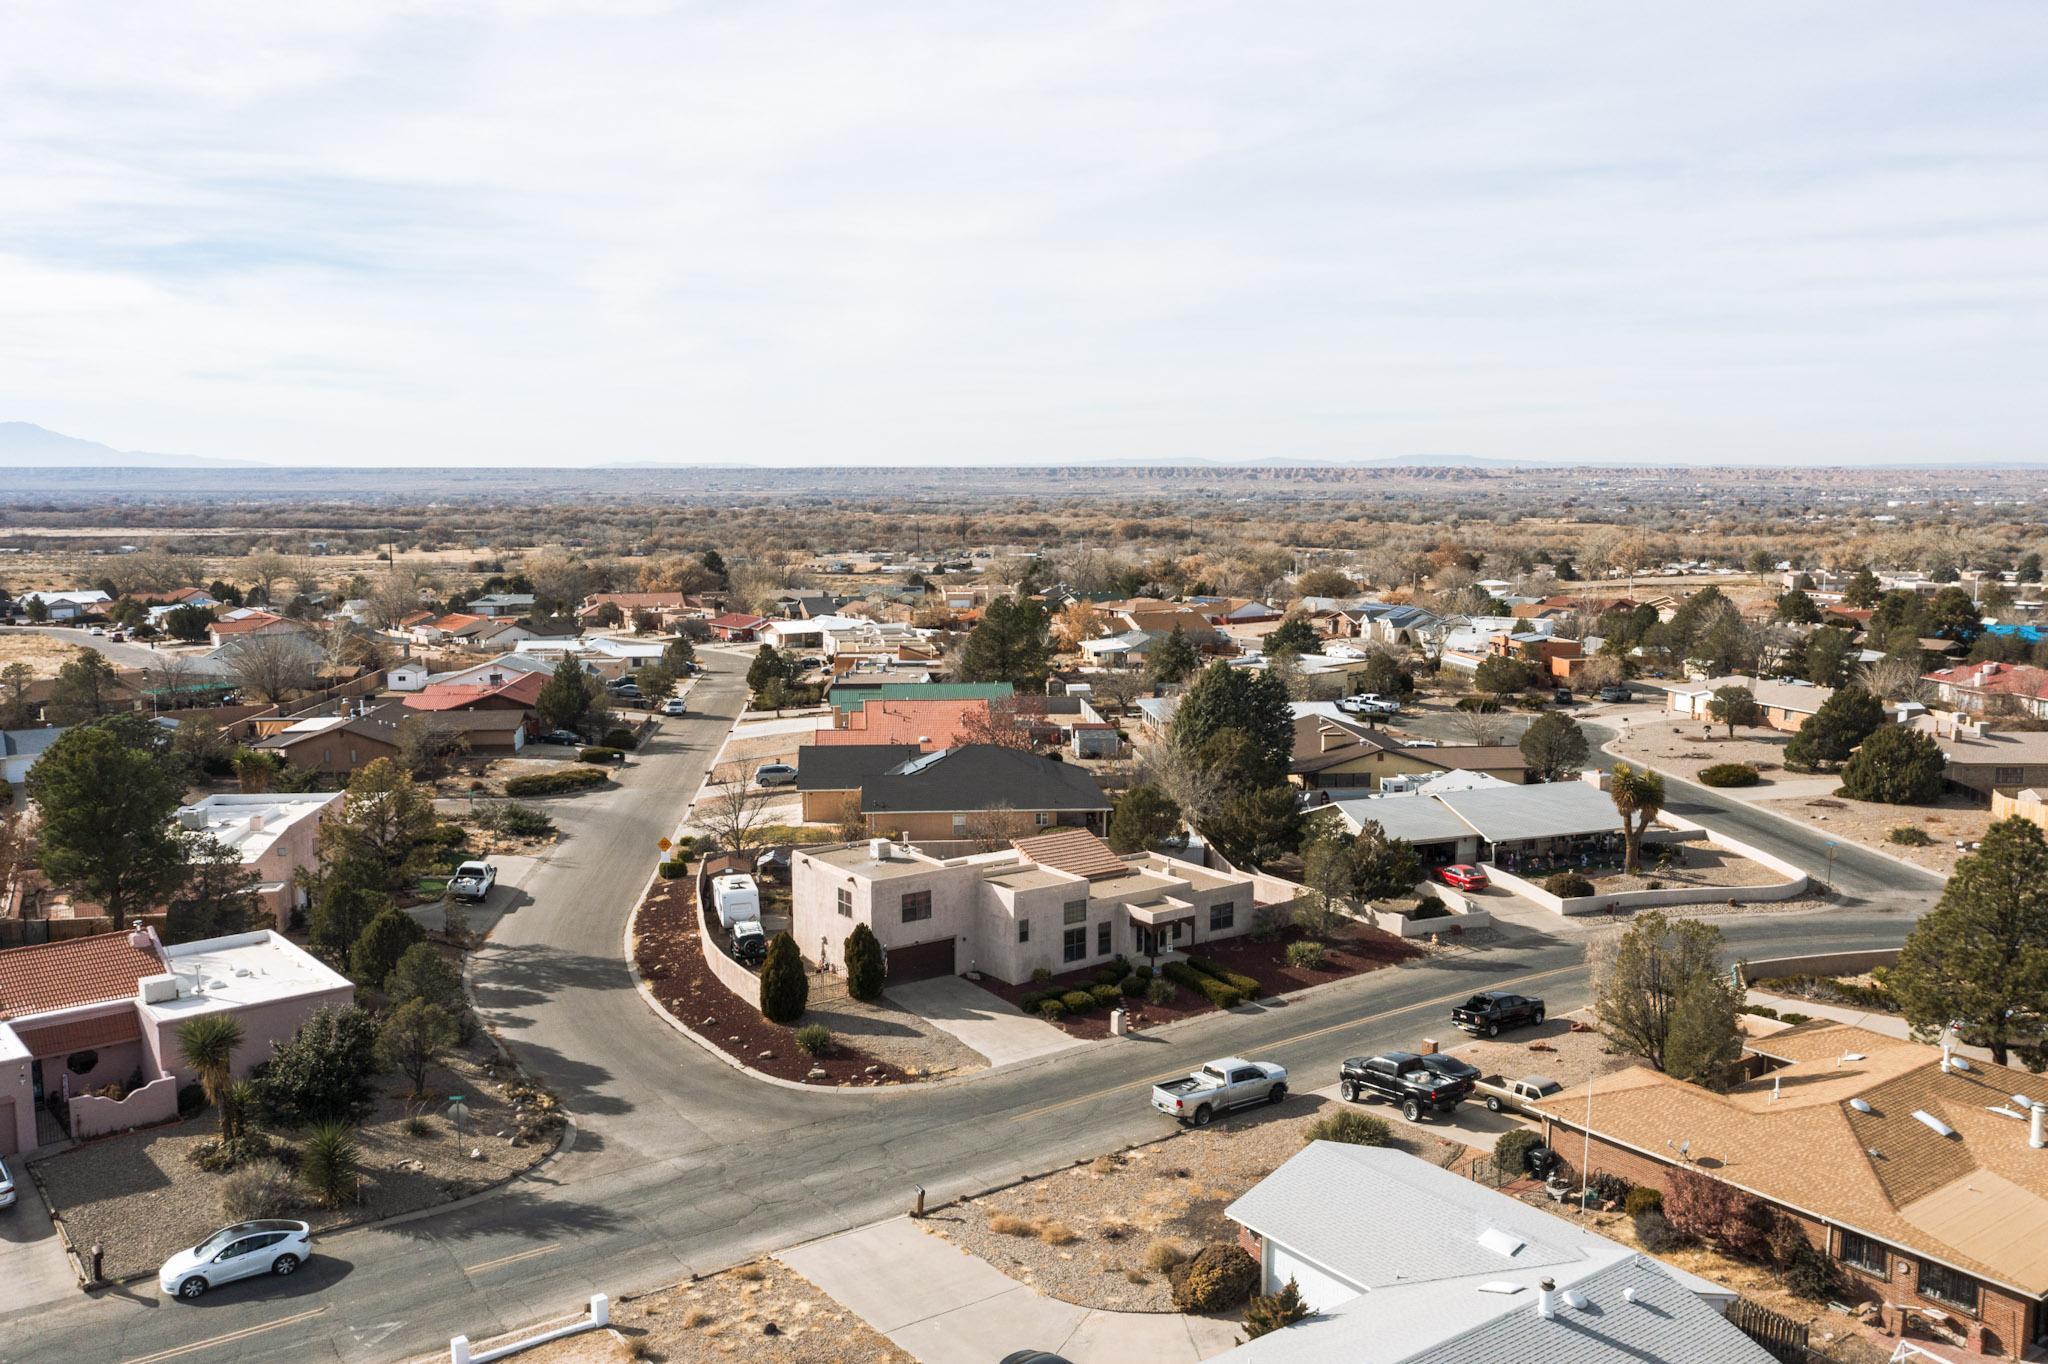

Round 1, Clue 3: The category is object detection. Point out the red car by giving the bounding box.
[1435,864,1489,891]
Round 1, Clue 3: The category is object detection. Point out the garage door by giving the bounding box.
[885,936,956,983]
[0,1100,17,1156]
[1268,1243,1361,1315]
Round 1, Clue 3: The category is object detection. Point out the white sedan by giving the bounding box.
[159,1220,312,1300]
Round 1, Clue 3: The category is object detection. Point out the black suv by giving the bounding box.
[1338,1052,1473,1123]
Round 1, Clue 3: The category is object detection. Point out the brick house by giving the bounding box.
[792,743,1110,840]
[1533,1023,2048,1359]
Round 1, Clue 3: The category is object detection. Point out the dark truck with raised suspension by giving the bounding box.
[1338,1051,1473,1123]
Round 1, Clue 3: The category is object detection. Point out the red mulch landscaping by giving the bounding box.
[632,876,912,1086]
[969,922,1422,1041]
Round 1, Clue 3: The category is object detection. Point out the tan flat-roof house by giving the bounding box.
[791,829,1291,985]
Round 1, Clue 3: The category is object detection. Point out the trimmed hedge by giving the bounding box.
[1089,982,1122,1007]
[1185,954,1262,1001]
[578,746,624,764]
[503,766,609,797]
[1163,960,1240,1009]
[1543,871,1595,899]
[1698,762,1760,788]
[600,726,638,750]
[1060,989,1097,1014]
[1038,999,1065,1021]
[1119,974,1146,998]
[658,859,688,879]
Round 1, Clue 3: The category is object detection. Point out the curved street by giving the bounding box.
[3,663,1943,1363]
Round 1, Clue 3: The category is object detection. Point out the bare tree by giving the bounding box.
[696,777,783,857]
[1136,741,1221,836]
[1452,707,1510,746]
[245,552,292,604]
[960,804,1038,853]
[368,565,433,628]
[226,633,320,703]
[1858,655,1931,704]
[1086,669,1147,717]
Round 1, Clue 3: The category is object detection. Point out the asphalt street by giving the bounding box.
[0,623,178,672]
[3,667,1942,1364]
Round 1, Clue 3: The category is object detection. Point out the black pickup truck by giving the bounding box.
[1452,991,1546,1037]
[1338,1052,1473,1123]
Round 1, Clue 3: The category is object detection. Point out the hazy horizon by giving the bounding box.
[4,4,2045,468]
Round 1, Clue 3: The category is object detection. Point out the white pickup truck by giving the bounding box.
[1151,1057,1288,1126]
[448,861,497,903]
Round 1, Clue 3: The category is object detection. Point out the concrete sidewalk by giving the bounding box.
[779,1216,1239,1364]
[886,976,1084,1068]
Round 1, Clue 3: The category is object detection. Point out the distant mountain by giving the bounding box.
[0,421,259,467]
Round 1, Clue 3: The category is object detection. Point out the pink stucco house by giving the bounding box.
[175,793,341,929]
[0,927,353,1156]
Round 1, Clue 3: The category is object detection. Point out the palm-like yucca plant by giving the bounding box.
[300,1121,360,1206]
[178,1014,245,1112]
[1609,762,1667,874]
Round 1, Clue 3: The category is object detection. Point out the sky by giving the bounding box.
[2,2,2045,468]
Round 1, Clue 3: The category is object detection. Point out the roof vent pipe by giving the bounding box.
[1537,1279,1557,1319]
[2033,1101,2046,1151]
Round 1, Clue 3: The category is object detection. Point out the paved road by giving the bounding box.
[0,623,178,672]
[2,670,1941,1364]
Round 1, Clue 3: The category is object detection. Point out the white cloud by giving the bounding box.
[1,1,2044,465]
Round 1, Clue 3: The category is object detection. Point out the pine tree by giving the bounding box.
[535,655,593,733]
[1784,687,1885,770]
[1519,711,1589,781]
[1172,663,1294,781]
[28,722,189,927]
[1108,784,1181,853]
[1706,686,1762,738]
[957,596,1053,686]
[1839,726,1945,804]
[1242,1277,1310,1340]
[1264,616,1322,660]
[759,932,809,1023]
[843,924,884,1002]
[1145,624,1199,686]
[349,907,426,987]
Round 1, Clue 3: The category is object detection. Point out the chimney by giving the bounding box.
[247,813,265,833]
[2032,1101,2046,1151]
[1537,1279,1557,1319]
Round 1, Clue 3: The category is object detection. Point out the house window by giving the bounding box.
[1096,921,1111,955]
[900,891,932,924]
[836,887,852,918]
[952,815,967,833]
[1995,767,2024,787]
[1210,901,1236,932]
[1063,927,1086,963]
[1918,1261,1978,1313]
[1063,900,1087,926]
[1035,812,1053,827]
[1017,918,1030,944]
[66,1051,98,1076]
[1838,1231,1886,1276]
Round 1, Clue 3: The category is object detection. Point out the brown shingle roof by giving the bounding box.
[0,932,164,1021]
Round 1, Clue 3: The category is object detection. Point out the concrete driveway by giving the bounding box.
[780,1216,1237,1364]
[885,976,1082,1068]
[0,1184,77,1314]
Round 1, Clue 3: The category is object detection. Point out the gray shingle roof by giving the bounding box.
[1434,780,1620,842]
[796,743,1110,814]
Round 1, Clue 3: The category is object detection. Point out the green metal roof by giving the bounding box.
[826,681,1016,712]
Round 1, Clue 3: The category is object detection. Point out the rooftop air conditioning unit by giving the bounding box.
[869,838,893,861]
[176,806,209,831]
[139,973,180,1004]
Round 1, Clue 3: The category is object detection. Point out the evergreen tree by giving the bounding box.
[1924,586,1983,644]
[1172,662,1294,781]
[385,942,476,1041]
[1706,686,1762,738]
[956,596,1053,686]
[1596,912,1741,1083]
[349,907,427,986]
[162,837,265,944]
[1842,567,1883,607]
[1519,711,1590,781]
[1357,652,1414,698]
[1107,784,1181,853]
[1804,626,1854,687]
[535,654,594,732]
[378,998,457,1099]
[1839,726,1945,804]
[759,931,809,1024]
[47,650,122,722]
[318,758,438,896]
[1784,687,1885,770]
[843,923,884,1002]
[1242,1278,1310,1340]
[1773,589,1821,624]
[1888,818,2048,1066]
[1264,616,1322,660]
[747,644,793,691]
[1472,655,1534,696]
[27,722,189,927]
[310,879,388,959]
[1350,819,1421,901]
[1144,624,1199,686]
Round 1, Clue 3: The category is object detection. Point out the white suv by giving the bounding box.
[159,1220,312,1299]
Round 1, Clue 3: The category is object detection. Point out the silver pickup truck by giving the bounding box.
[1151,1057,1288,1126]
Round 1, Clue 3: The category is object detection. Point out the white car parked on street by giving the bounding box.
[159,1220,312,1299]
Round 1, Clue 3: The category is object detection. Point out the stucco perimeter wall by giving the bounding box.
[690,871,764,1002]
[1739,949,1901,986]
[1482,817,1809,917]
[70,1074,179,1140]
[1370,882,1493,937]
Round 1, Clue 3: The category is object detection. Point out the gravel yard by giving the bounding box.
[1753,793,1993,877]
[710,729,816,784]
[1606,715,1806,786]
[35,1038,560,1281]
[930,1095,1463,1314]
[1589,842,1785,892]
[494,1258,910,1364]
[1435,1011,1639,1089]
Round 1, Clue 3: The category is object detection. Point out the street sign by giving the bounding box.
[658,837,672,852]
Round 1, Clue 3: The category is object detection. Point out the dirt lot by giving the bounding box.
[931,1095,1464,1313]
[496,1259,910,1364]
[1437,1011,1640,1089]
[632,874,976,1084]
[1754,792,1993,877]
[1607,715,1809,786]
[35,1037,561,1281]
[1589,842,1784,892]
[0,629,90,678]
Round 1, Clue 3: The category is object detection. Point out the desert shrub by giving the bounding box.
[1145,977,1177,1006]
[1143,1239,1189,1273]
[1061,989,1097,1013]
[426,822,467,848]
[473,801,555,838]
[1037,999,1065,1021]
[794,1023,832,1057]
[1170,1242,1260,1314]
[1740,1004,1780,1020]
[1030,966,1053,986]
[1038,1221,1077,1246]
[1410,890,1449,919]
[1285,940,1327,970]
[1625,1186,1665,1217]
[1587,1170,1632,1205]
[220,1159,304,1222]
[1751,973,1893,1011]
[1786,1246,1838,1301]
[1017,991,1046,1012]
[192,1130,275,1173]
[1493,1128,1543,1174]
[1089,982,1122,1006]
[1162,960,1239,1008]
[1185,954,1262,1000]
[1887,825,1932,846]
[258,1005,381,1123]
[1544,871,1595,898]
[299,1121,360,1206]
[1094,967,1124,987]
[1304,1110,1392,1147]
[1633,1209,1689,1253]
[1698,762,1761,788]
[988,1213,1039,1237]
[1666,1166,1772,1259]
[577,746,623,764]
[600,726,637,750]
[1242,1277,1310,1340]
[1455,696,1502,713]
[503,766,609,797]
[1120,974,1146,998]
[658,859,688,879]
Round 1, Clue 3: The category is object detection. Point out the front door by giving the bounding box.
[29,1060,42,1104]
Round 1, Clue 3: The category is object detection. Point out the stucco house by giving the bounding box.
[0,927,352,1156]
[174,793,341,928]
[791,828,1287,984]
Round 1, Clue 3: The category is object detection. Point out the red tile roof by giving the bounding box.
[401,671,547,712]
[1925,660,2048,698]
[209,611,294,635]
[0,932,164,1021]
[710,613,769,630]
[10,1008,143,1055]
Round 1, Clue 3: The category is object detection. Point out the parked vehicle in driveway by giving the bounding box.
[538,729,584,746]
[1339,1052,1472,1121]
[1152,1057,1288,1126]
[0,1155,15,1209]
[1435,863,1489,891]
[1453,990,1546,1036]
[1482,1074,1563,1114]
[1415,1052,1481,1085]
[1597,684,1632,703]
[448,860,496,903]
[710,873,762,930]
[1552,687,1574,705]
[753,762,798,787]
[662,696,687,715]
[1338,693,1402,717]
[159,1220,312,1300]
[727,918,767,966]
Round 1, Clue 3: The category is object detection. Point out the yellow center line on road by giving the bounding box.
[118,1306,328,1364]
[463,1243,560,1275]
[1011,963,1583,1123]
